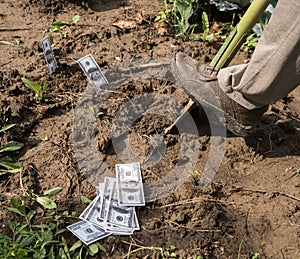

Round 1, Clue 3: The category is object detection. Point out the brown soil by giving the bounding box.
[0,0,300,258]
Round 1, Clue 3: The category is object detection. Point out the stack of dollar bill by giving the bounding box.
[67,162,145,245]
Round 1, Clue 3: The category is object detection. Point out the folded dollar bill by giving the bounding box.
[79,196,97,220]
[116,162,145,206]
[105,180,135,228]
[41,37,57,75]
[77,54,108,93]
[67,221,110,245]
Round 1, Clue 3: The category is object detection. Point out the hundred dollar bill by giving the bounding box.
[106,208,139,232]
[79,196,97,220]
[132,209,140,230]
[41,37,57,75]
[116,162,145,206]
[105,181,135,228]
[96,182,105,196]
[77,54,108,93]
[99,177,115,221]
[67,221,110,245]
[84,195,107,228]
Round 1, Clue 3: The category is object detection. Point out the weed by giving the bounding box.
[242,33,258,54]
[237,240,259,259]
[189,169,200,177]
[44,15,81,39]
[0,124,23,175]
[155,0,209,39]
[163,245,177,258]
[251,252,260,259]
[0,111,9,125]
[0,186,107,258]
[80,195,92,204]
[194,11,218,41]
[89,106,105,118]
[21,77,47,103]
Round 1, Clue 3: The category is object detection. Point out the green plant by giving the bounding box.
[0,187,107,259]
[80,195,92,204]
[189,169,200,177]
[251,252,260,259]
[243,16,269,54]
[21,77,47,103]
[0,111,9,125]
[163,245,177,258]
[45,15,81,38]
[242,33,258,54]
[155,0,209,39]
[0,124,23,175]
[89,106,105,118]
[194,11,218,41]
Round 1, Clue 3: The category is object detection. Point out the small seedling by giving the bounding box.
[189,169,200,177]
[81,195,92,204]
[0,111,8,125]
[47,15,81,38]
[194,11,218,41]
[89,106,105,118]
[242,33,258,54]
[21,77,47,103]
[163,245,177,258]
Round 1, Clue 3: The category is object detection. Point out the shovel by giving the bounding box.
[210,0,272,69]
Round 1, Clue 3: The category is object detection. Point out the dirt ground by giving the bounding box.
[1,0,300,258]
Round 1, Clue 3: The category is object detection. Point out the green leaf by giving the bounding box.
[59,247,66,258]
[56,228,66,235]
[36,196,57,209]
[0,161,22,174]
[43,187,63,196]
[0,141,23,153]
[170,245,176,251]
[202,11,209,34]
[96,242,106,252]
[27,210,36,221]
[69,240,82,252]
[88,243,99,256]
[72,15,81,24]
[21,77,35,91]
[10,197,20,207]
[52,21,68,27]
[81,195,92,204]
[0,124,15,133]
[8,207,25,217]
[251,252,260,259]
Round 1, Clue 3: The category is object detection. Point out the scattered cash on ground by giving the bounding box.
[41,36,57,75]
[77,54,108,93]
[67,162,145,245]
